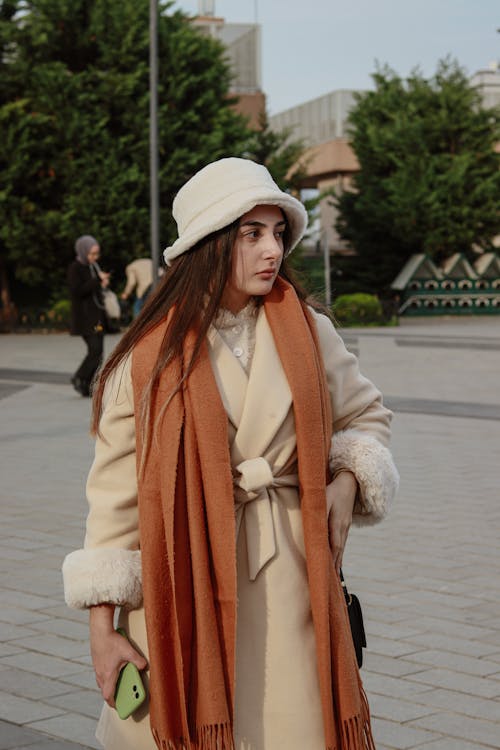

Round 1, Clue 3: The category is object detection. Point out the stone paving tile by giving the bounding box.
[371,717,439,749]
[361,671,433,700]
[362,620,425,641]
[405,668,500,698]
[417,740,494,750]
[9,634,88,661]
[0,383,29,401]
[400,631,500,658]
[368,692,437,723]
[42,690,102,721]
[0,720,43,749]
[362,652,427,678]
[37,607,88,624]
[26,713,101,750]
[0,652,88,680]
[11,740,94,750]
[411,687,500,724]
[28,619,89,641]
[360,635,422,659]
[0,689,66,724]
[0,668,78,700]
[0,549,38,562]
[0,608,51,626]
[59,670,99,691]
[409,712,500,748]
[403,649,500,677]
[0,720,91,749]
[0,624,38,642]
[0,590,61,612]
[401,615,498,643]
[0,644,26,658]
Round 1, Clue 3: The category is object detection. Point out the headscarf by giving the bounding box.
[75,235,98,265]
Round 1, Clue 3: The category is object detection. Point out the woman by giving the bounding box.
[63,158,399,750]
[67,235,110,396]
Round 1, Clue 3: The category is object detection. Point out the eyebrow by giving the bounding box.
[240,220,287,228]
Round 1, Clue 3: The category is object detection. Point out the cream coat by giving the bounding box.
[63,307,398,750]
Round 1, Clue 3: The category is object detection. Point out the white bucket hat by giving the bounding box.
[163,157,308,266]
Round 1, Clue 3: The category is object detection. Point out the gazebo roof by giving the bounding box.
[474,253,500,278]
[391,254,442,290]
[441,253,478,280]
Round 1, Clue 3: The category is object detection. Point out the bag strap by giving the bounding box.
[339,568,352,606]
[89,263,107,310]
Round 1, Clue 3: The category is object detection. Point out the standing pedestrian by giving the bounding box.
[63,158,399,750]
[121,258,154,317]
[67,235,110,396]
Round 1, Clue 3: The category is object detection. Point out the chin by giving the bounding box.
[252,280,276,297]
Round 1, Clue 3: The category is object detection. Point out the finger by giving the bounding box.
[102,668,124,708]
[123,643,148,671]
[331,530,347,572]
[130,653,148,670]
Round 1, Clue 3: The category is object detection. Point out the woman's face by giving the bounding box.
[222,205,286,313]
[87,244,100,263]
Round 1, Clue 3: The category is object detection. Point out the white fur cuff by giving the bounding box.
[330,429,399,525]
[62,548,143,610]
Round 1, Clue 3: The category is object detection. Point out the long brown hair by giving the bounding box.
[91,215,312,441]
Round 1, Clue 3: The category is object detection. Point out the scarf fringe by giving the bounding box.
[152,723,235,750]
[337,682,376,750]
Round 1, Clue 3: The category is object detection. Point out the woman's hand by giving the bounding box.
[99,272,111,288]
[89,604,147,707]
[326,471,358,573]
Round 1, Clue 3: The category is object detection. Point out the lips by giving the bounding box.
[257,269,275,279]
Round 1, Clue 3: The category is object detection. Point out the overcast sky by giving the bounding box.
[173,0,499,114]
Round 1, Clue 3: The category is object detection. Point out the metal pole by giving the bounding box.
[323,230,331,307]
[150,0,160,287]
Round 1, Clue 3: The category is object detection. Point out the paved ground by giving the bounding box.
[0,319,499,750]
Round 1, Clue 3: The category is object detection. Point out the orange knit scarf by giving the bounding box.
[132,278,375,750]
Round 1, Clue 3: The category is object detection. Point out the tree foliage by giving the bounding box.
[0,0,252,305]
[334,59,500,295]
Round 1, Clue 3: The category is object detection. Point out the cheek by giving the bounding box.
[231,246,247,286]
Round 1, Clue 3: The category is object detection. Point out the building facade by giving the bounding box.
[192,10,265,128]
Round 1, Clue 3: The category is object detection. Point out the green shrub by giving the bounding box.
[48,299,71,327]
[333,293,385,327]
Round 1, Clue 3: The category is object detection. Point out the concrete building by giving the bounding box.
[192,2,265,128]
[270,90,364,255]
[470,62,500,110]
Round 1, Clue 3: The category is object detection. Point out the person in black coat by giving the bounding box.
[68,235,110,396]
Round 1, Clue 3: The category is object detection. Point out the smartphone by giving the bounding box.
[114,628,146,720]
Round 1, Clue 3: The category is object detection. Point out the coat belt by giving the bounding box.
[233,457,299,581]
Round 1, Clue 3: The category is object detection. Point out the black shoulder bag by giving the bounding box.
[340,569,367,668]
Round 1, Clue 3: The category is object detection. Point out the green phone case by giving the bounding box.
[114,628,146,720]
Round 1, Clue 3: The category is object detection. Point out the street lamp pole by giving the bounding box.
[150,0,160,287]
[323,230,331,307]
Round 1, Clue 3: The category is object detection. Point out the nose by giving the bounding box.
[263,233,283,261]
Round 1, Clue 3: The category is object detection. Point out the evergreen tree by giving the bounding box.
[0,0,251,306]
[334,59,500,295]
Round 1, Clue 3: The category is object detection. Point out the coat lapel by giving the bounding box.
[233,307,292,460]
[207,325,248,428]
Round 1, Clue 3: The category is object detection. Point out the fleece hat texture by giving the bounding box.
[163,158,308,265]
